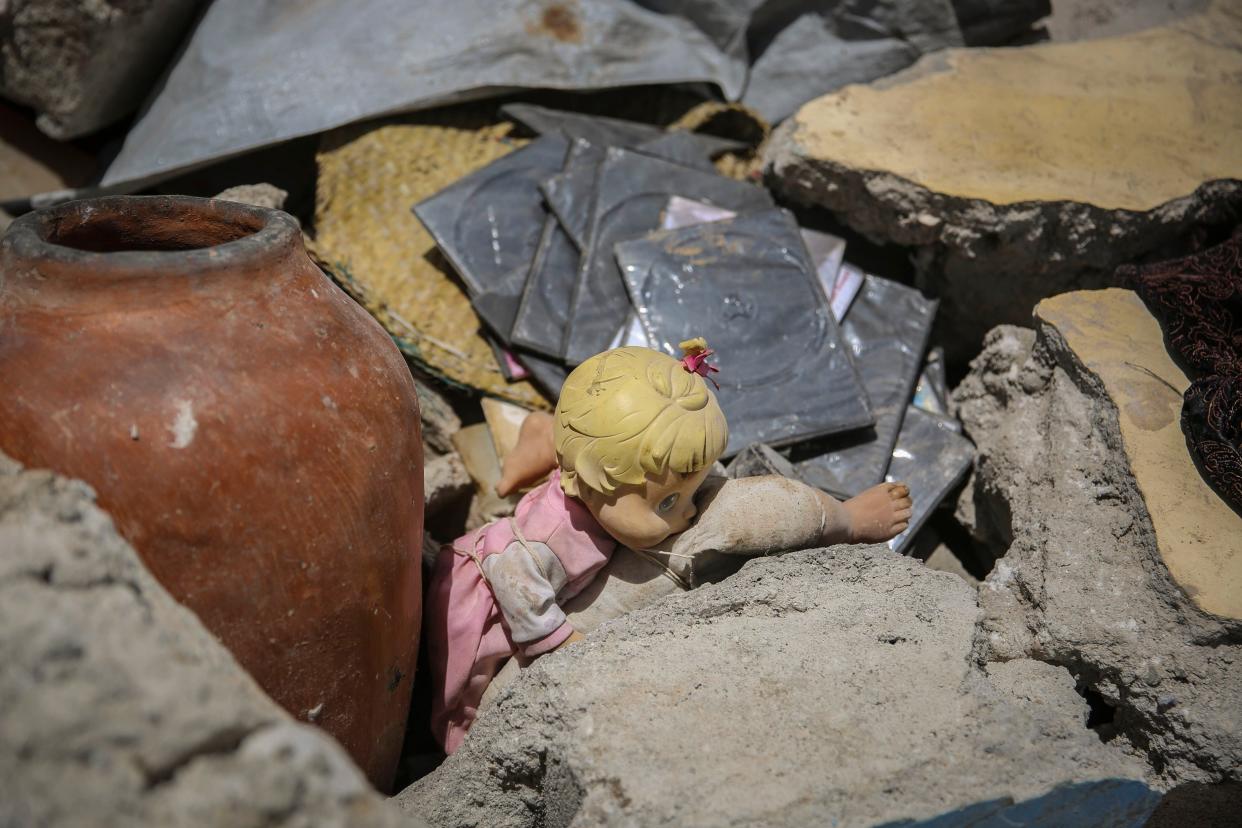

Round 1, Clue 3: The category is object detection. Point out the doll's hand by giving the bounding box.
[497,411,557,497]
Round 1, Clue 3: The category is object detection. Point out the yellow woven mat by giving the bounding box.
[313,97,768,407]
[315,105,548,406]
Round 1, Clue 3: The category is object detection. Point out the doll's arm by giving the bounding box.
[496,411,557,497]
[663,475,831,560]
[481,539,575,656]
[664,475,912,563]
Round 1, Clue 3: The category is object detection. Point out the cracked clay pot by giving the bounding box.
[0,196,423,791]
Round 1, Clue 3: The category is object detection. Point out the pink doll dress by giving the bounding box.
[425,469,616,753]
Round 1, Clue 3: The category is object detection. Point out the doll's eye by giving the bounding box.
[658,493,679,514]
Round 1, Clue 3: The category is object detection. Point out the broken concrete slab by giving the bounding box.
[424,452,471,520]
[1043,0,1207,42]
[925,541,980,587]
[214,182,289,211]
[955,296,1242,787]
[764,2,1242,365]
[726,442,799,479]
[0,452,407,826]
[397,546,1158,827]
[1037,289,1241,619]
[0,0,203,139]
[412,380,462,458]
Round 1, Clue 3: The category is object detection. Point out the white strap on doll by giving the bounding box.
[508,518,551,583]
[457,521,550,586]
[629,547,695,591]
[461,531,489,583]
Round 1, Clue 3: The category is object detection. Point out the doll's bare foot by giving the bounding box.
[843,482,913,543]
[496,411,557,497]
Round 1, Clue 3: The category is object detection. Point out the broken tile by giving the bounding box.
[726,443,799,480]
[413,133,569,333]
[565,149,773,365]
[616,207,872,454]
[886,406,975,555]
[795,274,937,498]
[509,213,581,358]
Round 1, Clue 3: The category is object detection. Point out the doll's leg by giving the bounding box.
[815,483,913,545]
[496,411,557,496]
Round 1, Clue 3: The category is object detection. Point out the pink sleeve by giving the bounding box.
[520,621,574,657]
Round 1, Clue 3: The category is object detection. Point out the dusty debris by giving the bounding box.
[924,541,980,586]
[1036,289,1240,615]
[398,546,1158,827]
[764,1,1242,364]
[214,182,289,211]
[955,293,1242,785]
[1043,0,1205,41]
[451,423,520,530]
[0,0,203,140]
[0,452,409,827]
[424,452,471,520]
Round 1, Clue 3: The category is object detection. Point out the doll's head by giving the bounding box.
[554,344,728,549]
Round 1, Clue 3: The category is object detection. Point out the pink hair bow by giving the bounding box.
[680,340,720,390]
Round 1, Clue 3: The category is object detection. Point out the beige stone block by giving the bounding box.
[782,4,1241,211]
[1036,288,1241,619]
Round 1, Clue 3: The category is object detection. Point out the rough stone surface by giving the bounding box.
[215,182,290,211]
[764,3,1242,364]
[925,542,980,587]
[955,313,1242,787]
[0,0,204,139]
[1044,0,1207,42]
[397,547,1157,827]
[415,380,462,457]
[424,451,470,519]
[0,452,407,827]
[1037,290,1241,618]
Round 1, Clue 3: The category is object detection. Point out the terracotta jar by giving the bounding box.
[0,196,423,791]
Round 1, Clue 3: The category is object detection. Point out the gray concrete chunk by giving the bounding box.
[398,546,1157,827]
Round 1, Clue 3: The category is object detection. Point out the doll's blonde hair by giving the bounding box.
[554,344,728,498]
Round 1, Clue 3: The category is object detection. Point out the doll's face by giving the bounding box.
[579,465,713,550]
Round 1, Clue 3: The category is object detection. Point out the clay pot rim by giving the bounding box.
[2,195,299,274]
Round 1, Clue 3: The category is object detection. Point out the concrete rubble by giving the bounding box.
[3,1,1239,823]
[412,379,471,524]
[0,0,203,139]
[954,290,1242,788]
[0,452,415,828]
[214,182,290,211]
[397,546,1159,827]
[764,1,1242,364]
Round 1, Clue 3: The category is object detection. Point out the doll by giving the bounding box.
[426,341,912,753]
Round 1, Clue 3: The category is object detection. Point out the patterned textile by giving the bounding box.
[1120,228,1242,514]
